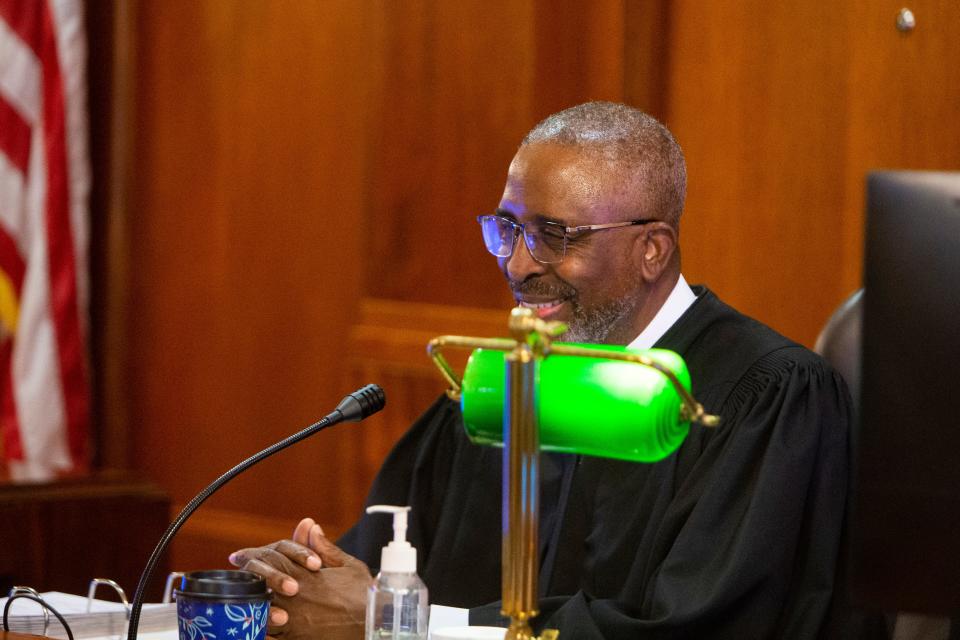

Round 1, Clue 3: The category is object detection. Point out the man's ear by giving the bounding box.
[635,223,678,282]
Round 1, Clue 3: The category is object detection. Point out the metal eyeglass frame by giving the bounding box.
[477,213,658,264]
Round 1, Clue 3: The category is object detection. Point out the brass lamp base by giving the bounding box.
[506,619,559,640]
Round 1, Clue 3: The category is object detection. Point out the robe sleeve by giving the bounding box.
[337,394,461,571]
[337,394,507,607]
[472,348,852,639]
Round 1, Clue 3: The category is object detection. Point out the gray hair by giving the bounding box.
[522,102,686,227]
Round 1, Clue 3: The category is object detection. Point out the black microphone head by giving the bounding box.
[335,384,386,422]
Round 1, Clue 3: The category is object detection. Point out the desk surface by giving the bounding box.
[1,632,56,640]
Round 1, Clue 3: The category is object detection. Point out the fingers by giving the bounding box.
[307,531,358,569]
[292,518,315,545]
[230,540,320,572]
[228,546,264,568]
[239,553,299,596]
[294,519,328,569]
[300,522,326,550]
[307,524,329,558]
[269,606,288,626]
[227,550,243,568]
[309,532,344,567]
[273,539,322,571]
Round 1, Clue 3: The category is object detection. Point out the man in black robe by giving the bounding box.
[230,102,851,639]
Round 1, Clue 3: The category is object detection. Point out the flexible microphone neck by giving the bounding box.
[126,384,385,640]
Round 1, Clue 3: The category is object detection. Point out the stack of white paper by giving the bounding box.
[0,592,177,640]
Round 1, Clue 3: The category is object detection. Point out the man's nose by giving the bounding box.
[502,236,547,281]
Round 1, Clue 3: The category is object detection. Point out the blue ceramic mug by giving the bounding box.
[175,570,270,640]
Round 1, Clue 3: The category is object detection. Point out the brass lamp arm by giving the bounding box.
[427,336,516,401]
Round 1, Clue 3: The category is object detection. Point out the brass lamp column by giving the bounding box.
[501,308,550,640]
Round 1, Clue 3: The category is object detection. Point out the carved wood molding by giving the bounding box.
[339,297,511,515]
[349,297,509,372]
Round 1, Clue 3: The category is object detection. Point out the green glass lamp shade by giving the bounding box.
[460,344,692,462]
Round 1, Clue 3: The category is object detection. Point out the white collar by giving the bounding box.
[626,274,697,350]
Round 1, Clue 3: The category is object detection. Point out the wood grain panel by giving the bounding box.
[840,0,960,291]
[623,0,672,120]
[361,2,628,309]
[360,0,534,309]
[87,0,139,472]
[662,2,851,347]
[124,0,372,542]
[88,0,646,575]
[344,298,508,515]
[531,0,626,112]
[660,1,960,347]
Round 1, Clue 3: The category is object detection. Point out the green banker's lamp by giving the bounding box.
[428,307,720,640]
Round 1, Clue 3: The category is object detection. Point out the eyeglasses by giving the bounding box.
[477,214,657,264]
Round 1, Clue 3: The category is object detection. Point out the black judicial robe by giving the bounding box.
[339,287,851,639]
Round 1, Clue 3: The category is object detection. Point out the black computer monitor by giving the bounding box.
[852,171,960,614]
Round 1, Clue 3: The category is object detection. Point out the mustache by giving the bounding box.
[509,276,577,299]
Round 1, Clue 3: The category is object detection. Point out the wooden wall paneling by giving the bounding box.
[661,2,852,347]
[346,298,508,511]
[87,0,916,577]
[623,0,673,120]
[361,2,631,310]
[348,0,683,547]
[530,0,626,112]
[83,0,960,584]
[654,2,959,347]
[124,1,376,570]
[87,0,137,471]
[839,0,960,293]
[361,0,535,309]
[82,0,659,576]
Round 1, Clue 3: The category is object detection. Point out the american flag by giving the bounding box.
[0,0,90,480]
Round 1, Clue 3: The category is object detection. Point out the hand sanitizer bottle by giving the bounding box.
[365,505,428,640]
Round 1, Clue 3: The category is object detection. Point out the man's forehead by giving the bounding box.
[499,143,639,223]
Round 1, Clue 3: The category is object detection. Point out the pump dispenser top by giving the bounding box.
[364,505,428,640]
[366,505,416,573]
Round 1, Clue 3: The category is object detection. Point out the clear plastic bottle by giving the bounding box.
[364,505,428,640]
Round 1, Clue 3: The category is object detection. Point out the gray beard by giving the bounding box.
[561,296,637,344]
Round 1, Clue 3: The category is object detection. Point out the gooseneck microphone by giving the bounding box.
[126,384,386,640]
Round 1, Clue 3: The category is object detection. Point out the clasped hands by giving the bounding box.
[229,518,372,640]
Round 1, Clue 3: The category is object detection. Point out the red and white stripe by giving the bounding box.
[0,0,90,480]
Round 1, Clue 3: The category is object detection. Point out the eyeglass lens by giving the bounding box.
[478,216,565,264]
[479,216,514,257]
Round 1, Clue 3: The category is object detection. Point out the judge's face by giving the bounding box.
[494,143,650,344]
